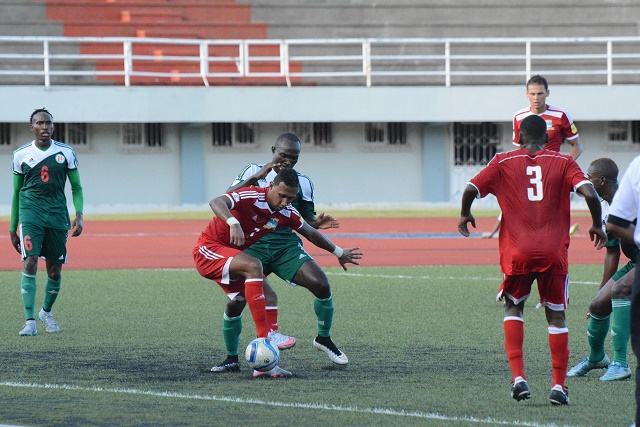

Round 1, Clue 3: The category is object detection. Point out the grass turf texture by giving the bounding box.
[0,265,635,426]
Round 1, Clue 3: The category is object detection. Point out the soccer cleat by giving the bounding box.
[38,308,61,333]
[599,362,632,381]
[267,330,296,350]
[549,385,569,405]
[210,356,241,373]
[569,223,580,238]
[252,365,292,378]
[313,336,348,365]
[511,378,530,402]
[566,355,610,377]
[18,320,37,336]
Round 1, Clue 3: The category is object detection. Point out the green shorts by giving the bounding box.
[20,223,68,264]
[244,237,313,283]
[612,260,636,282]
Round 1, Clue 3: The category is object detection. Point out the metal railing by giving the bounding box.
[1,35,639,87]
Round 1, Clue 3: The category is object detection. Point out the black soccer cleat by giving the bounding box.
[210,356,241,373]
[549,385,569,405]
[511,379,531,402]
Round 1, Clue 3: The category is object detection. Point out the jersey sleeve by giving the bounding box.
[560,112,579,141]
[512,115,521,146]
[66,146,79,170]
[230,163,260,187]
[609,156,640,222]
[296,174,316,218]
[469,156,500,198]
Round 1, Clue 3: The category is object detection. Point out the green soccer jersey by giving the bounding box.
[12,140,79,230]
[231,163,316,245]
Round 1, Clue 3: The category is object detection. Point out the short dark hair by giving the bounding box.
[526,75,548,90]
[590,158,619,182]
[275,133,301,148]
[520,115,547,144]
[273,167,300,188]
[30,107,53,123]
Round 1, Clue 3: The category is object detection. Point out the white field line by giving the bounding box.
[0,381,580,427]
[133,269,601,286]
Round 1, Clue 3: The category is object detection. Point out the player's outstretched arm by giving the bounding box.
[308,212,340,230]
[296,222,363,271]
[227,162,280,192]
[578,183,606,249]
[458,184,478,237]
[210,195,245,248]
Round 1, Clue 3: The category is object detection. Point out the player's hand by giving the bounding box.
[338,247,363,271]
[253,162,280,181]
[589,226,607,250]
[315,212,340,230]
[9,231,21,254]
[228,224,245,248]
[71,213,83,237]
[457,215,476,237]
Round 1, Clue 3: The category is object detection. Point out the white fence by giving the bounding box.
[1,35,640,87]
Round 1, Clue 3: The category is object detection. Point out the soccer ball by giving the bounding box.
[245,337,279,371]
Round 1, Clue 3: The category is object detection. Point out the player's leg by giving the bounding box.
[17,223,43,336]
[540,273,570,405]
[211,293,246,373]
[601,267,634,381]
[37,228,68,333]
[500,274,533,401]
[630,262,640,426]
[568,278,613,376]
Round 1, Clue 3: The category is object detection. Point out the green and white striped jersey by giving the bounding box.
[12,140,79,230]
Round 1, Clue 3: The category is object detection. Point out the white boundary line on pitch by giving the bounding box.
[137,269,601,286]
[0,381,579,427]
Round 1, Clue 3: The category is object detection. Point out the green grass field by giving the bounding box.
[0,265,635,427]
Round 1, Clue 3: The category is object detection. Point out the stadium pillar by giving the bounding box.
[421,123,449,202]
[179,123,206,204]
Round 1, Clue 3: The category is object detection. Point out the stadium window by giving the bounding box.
[365,122,406,145]
[121,123,163,148]
[607,121,640,144]
[212,123,256,147]
[288,122,333,147]
[453,122,501,166]
[0,123,10,146]
[52,123,88,147]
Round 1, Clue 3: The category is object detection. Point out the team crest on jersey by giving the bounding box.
[55,154,65,163]
[264,218,279,230]
[545,120,553,130]
[571,123,578,133]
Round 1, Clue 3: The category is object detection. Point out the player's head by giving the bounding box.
[519,115,548,151]
[271,133,301,173]
[525,75,549,112]
[29,107,54,142]
[587,158,619,198]
[268,168,300,211]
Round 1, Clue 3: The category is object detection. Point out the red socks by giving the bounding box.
[548,326,569,389]
[503,317,525,381]
[244,278,270,338]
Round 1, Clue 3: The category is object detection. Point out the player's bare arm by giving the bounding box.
[458,184,478,237]
[568,136,584,160]
[606,219,636,246]
[306,212,340,230]
[210,195,245,248]
[227,162,280,192]
[296,221,363,271]
[577,184,607,249]
[600,245,620,288]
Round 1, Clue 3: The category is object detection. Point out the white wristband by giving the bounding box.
[226,217,240,226]
[332,246,344,258]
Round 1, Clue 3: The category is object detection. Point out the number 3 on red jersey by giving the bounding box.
[527,166,543,201]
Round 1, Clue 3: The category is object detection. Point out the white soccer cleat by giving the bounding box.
[19,320,37,336]
[38,308,61,333]
[267,330,296,350]
[313,336,348,365]
[252,365,293,378]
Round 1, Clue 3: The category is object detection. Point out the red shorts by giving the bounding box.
[193,243,246,296]
[497,272,569,311]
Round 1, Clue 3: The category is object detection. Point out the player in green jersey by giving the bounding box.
[9,108,84,336]
[211,133,351,375]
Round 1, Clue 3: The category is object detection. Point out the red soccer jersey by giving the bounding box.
[469,149,591,275]
[198,186,303,250]
[512,105,579,152]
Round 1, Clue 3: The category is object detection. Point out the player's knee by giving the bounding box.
[589,298,610,317]
[307,278,331,299]
[226,295,246,316]
[611,282,632,299]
